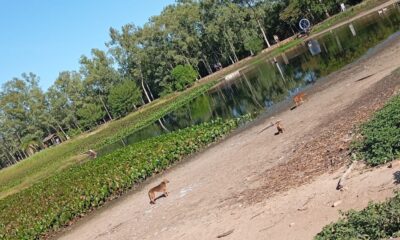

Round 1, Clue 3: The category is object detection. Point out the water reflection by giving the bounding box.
[97,7,400,156]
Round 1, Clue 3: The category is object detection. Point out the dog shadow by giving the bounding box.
[150,193,167,204]
[290,105,297,111]
[393,171,400,185]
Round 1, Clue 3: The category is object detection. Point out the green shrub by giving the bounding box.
[171,65,198,91]
[244,35,264,55]
[315,191,400,239]
[108,80,141,117]
[353,94,400,166]
[77,103,105,129]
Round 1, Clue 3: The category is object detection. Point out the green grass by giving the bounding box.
[270,39,303,55]
[0,116,251,240]
[311,0,391,35]
[0,80,217,200]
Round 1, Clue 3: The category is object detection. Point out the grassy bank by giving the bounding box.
[316,82,400,239]
[0,116,251,240]
[311,0,392,34]
[0,80,217,199]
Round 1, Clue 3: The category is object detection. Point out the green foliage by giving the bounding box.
[171,65,198,91]
[0,116,251,239]
[352,94,400,166]
[66,128,82,138]
[243,35,264,55]
[280,0,303,26]
[315,191,400,239]
[77,103,105,129]
[108,80,141,117]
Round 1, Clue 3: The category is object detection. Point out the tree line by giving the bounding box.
[0,0,362,168]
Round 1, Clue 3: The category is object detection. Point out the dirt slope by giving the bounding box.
[56,31,400,240]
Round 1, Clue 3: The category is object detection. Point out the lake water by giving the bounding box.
[98,5,400,156]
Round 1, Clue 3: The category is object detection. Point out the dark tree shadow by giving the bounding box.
[393,171,400,184]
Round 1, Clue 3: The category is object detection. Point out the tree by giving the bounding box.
[108,80,142,117]
[243,34,264,55]
[80,49,122,120]
[47,71,84,134]
[108,24,157,103]
[171,65,198,91]
[0,73,49,159]
[77,103,105,129]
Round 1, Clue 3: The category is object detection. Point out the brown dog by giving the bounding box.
[293,92,306,107]
[148,179,169,204]
[275,120,284,135]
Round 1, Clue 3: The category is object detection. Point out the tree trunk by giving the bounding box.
[245,1,271,48]
[73,120,82,132]
[257,19,271,48]
[139,64,152,103]
[290,26,296,35]
[20,150,28,159]
[319,0,330,18]
[224,32,239,62]
[203,56,213,74]
[200,59,211,75]
[158,119,169,132]
[229,55,235,65]
[56,122,70,140]
[6,150,17,164]
[145,82,155,100]
[99,95,113,121]
[15,133,28,159]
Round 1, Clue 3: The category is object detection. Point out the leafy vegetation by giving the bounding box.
[244,35,264,55]
[108,80,142,118]
[170,65,198,92]
[77,103,105,129]
[352,93,400,166]
[0,116,251,240]
[315,191,400,239]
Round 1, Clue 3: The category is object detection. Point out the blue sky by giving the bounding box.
[0,0,175,90]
